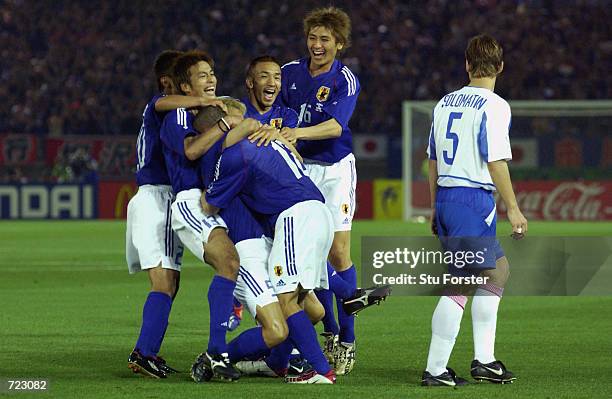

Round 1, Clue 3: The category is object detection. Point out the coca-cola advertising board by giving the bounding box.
[412,180,611,221]
[496,181,612,221]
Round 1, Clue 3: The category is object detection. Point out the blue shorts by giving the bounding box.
[435,186,505,277]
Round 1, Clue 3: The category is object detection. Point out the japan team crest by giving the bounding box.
[270,118,283,129]
[274,265,283,276]
[341,203,350,214]
[316,86,331,102]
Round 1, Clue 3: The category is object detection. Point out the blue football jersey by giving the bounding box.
[199,139,224,189]
[219,197,267,244]
[243,98,299,129]
[159,108,202,193]
[278,58,360,163]
[206,139,324,228]
[135,94,171,186]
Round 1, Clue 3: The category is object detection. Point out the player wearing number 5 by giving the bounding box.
[277,7,360,374]
[423,35,527,387]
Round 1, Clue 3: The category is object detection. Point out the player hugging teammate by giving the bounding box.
[125,6,391,384]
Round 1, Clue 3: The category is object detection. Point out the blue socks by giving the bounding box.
[152,315,170,355]
[315,288,339,335]
[336,265,357,343]
[227,327,269,363]
[327,262,354,299]
[207,275,236,355]
[318,262,358,342]
[287,311,331,375]
[265,339,294,373]
[135,292,172,357]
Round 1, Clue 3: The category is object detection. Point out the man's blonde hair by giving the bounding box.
[303,7,351,51]
[465,34,503,78]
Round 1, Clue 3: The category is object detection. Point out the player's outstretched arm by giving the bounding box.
[184,124,226,161]
[289,118,343,141]
[428,159,438,236]
[156,95,228,113]
[488,160,528,235]
[186,107,249,160]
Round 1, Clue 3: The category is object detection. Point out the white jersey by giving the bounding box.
[426,86,512,191]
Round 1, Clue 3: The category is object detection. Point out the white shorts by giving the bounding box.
[171,189,227,262]
[234,238,278,318]
[304,153,357,232]
[126,185,183,274]
[268,200,333,294]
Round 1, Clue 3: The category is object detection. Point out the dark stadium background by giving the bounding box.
[1,1,611,398]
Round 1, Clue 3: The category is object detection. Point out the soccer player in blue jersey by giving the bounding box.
[422,35,526,386]
[277,7,361,374]
[187,102,303,381]
[246,55,389,334]
[126,49,228,379]
[220,56,330,380]
[201,139,337,384]
[243,56,299,129]
[159,50,265,382]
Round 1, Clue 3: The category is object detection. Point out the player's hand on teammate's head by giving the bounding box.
[279,127,297,145]
[219,97,247,116]
[199,98,228,114]
[239,117,262,132]
[225,114,245,128]
[508,207,528,239]
[249,124,278,147]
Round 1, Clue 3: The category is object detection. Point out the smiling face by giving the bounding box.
[307,25,344,71]
[181,61,217,99]
[247,61,281,113]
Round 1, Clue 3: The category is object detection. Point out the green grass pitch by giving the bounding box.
[1,220,611,398]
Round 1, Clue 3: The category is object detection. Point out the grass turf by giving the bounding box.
[1,220,611,398]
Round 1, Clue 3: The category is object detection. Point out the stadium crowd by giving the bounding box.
[2,0,610,136]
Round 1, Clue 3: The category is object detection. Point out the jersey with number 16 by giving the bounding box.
[279,58,359,163]
[427,86,513,191]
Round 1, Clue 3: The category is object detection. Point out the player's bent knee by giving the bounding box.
[204,228,240,280]
[308,306,325,324]
[264,319,289,347]
[257,303,290,347]
[305,300,325,324]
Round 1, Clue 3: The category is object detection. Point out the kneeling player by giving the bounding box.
[202,138,337,384]
[160,51,267,382]
[243,54,391,322]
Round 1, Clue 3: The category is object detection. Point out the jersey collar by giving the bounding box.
[302,57,340,79]
[242,97,275,119]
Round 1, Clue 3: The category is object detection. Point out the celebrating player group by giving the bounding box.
[124,5,526,388]
[125,7,390,385]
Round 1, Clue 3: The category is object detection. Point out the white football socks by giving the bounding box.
[471,286,502,364]
[425,295,467,376]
